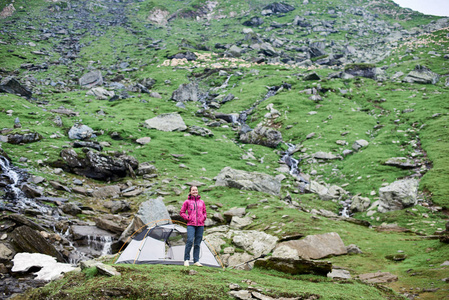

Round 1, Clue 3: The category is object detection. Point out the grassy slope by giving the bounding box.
[1,0,448,299]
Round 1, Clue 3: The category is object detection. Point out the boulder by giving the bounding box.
[86,87,114,100]
[254,257,331,276]
[92,185,121,199]
[187,126,214,137]
[0,243,15,262]
[239,125,282,148]
[343,64,385,80]
[232,230,278,257]
[68,124,94,140]
[352,139,369,151]
[327,269,351,279]
[230,216,253,230]
[79,70,103,88]
[12,253,76,281]
[312,151,341,160]
[304,181,347,200]
[56,148,138,181]
[0,3,15,19]
[144,113,187,132]
[378,179,419,212]
[403,65,440,84]
[0,77,32,99]
[215,167,281,196]
[10,226,65,262]
[103,200,131,213]
[276,232,347,260]
[119,197,171,242]
[171,83,199,102]
[223,207,246,222]
[225,252,254,270]
[262,3,295,14]
[136,162,157,176]
[384,157,419,168]
[357,272,398,283]
[350,195,371,212]
[6,132,43,144]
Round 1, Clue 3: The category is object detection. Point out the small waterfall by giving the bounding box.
[101,236,113,256]
[281,143,309,189]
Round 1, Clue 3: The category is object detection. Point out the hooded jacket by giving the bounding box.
[180,195,207,226]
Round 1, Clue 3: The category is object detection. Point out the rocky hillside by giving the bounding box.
[0,0,449,299]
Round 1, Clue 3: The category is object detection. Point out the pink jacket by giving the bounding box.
[180,195,207,226]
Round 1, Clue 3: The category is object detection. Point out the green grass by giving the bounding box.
[22,263,405,300]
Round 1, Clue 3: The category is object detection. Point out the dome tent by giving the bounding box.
[114,221,223,268]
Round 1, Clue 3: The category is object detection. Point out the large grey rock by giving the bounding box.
[79,70,103,88]
[0,76,32,99]
[385,157,419,168]
[255,257,332,276]
[68,124,94,140]
[12,253,76,281]
[403,65,440,84]
[223,207,246,222]
[350,195,371,212]
[188,126,213,137]
[378,179,419,212]
[215,167,281,196]
[225,252,255,270]
[304,181,347,200]
[92,185,121,199]
[239,125,282,148]
[312,151,341,160]
[276,232,347,260]
[6,132,43,144]
[136,162,157,176]
[0,243,14,261]
[171,83,199,102]
[144,113,187,132]
[70,225,115,242]
[57,149,138,181]
[119,197,171,242]
[352,139,369,151]
[230,216,253,230]
[232,230,278,257]
[86,87,114,100]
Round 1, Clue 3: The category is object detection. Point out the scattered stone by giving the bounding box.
[144,113,187,132]
[358,272,398,283]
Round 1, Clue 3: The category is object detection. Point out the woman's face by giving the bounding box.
[190,186,198,196]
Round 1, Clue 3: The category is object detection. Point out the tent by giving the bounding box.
[114,223,223,268]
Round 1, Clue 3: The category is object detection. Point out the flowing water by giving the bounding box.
[0,155,113,262]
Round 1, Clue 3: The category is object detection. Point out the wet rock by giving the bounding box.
[21,183,43,198]
[10,226,65,262]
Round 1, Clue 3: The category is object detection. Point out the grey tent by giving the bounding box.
[115,223,222,268]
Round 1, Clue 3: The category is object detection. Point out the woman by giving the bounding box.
[180,185,207,267]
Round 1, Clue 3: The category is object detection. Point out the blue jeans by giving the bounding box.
[184,226,204,262]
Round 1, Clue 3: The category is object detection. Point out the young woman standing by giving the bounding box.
[180,185,207,266]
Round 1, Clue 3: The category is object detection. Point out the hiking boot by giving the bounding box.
[184,261,189,267]
[193,262,203,267]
